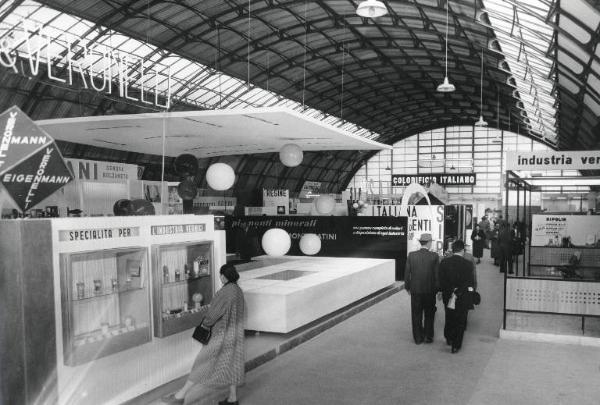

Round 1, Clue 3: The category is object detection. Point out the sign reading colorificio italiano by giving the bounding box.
[0,19,171,109]
[392,173,476,187]
[505,151,600,171]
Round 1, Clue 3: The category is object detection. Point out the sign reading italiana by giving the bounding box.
[505,151,600,171]
[391,173,476,187]
[0,19,171,109]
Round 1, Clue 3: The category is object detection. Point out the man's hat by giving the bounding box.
[418,233,433,242]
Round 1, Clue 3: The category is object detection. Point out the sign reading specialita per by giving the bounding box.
[0,106,73,211]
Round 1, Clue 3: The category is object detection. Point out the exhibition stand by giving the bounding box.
[1,215,225,405]
[502,159,600,342]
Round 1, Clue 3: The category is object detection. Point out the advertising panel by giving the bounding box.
[366,204,445,253]
[262,188,289,215]
[531,214,600,247]
[225,216,408,280]
[392,173,476,187]
[0,106,73,211]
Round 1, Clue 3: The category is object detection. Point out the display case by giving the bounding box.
[529,246,600,280]
[152,241,213,337]
[60,247,152,366]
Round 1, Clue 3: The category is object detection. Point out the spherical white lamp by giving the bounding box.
[261,228,291,256]
[299,233,321,256]
[279,143,303,167]
[314,195,336,215]
[206,162,235,191]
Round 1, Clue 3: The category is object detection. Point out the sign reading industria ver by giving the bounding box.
[391,173,476,187]
[0,106,74,211]
[505,151,600,171]
[0,19,171,109]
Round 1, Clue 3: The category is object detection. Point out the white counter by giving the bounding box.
[238,256,395,333]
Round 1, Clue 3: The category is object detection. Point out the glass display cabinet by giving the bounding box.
[60,247,152,366]
[152,241,213,338]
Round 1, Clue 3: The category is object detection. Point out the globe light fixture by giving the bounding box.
[356,0,387,18]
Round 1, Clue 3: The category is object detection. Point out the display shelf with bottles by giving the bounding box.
[152,241,214,337]
[60,247,152,366]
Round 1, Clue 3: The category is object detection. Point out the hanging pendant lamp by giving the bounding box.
[475,48,488,126]
[356,0,388,18]
[437,0,455,92]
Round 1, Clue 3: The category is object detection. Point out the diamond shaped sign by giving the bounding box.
[0,106,53,173]
[0,106,73,211]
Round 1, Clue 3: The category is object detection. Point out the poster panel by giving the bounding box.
[531,214,600,247]
[262,189,289,214]
[65,158,140,183]
[225,216,408,280]
[366,204,445,253]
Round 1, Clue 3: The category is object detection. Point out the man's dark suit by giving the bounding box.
[439,254,475,352]
[404,247,439,344]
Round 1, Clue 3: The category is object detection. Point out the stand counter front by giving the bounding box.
[238,256,396,333]
[1,215,226,405]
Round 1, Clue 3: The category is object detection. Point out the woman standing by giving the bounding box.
[164,264,245,405]
[470,224,486,264]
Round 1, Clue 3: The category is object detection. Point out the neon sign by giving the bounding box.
[0,19,171,109]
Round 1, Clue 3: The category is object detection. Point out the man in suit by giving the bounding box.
[404,233,440,344]
[438,239,475,353]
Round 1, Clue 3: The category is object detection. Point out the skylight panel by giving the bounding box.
[483,0,557,142]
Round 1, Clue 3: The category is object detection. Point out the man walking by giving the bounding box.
[404,233,439,344]
[439,240,476,353]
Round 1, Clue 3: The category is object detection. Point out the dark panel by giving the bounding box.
[0,220,57,405]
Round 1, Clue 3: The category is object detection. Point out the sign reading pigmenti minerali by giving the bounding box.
[505,151,600,171]
[392,173,476,187]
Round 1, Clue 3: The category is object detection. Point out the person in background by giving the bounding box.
[478,216,491,249]
[498,221,514,274]
[404,233,440,345]
[490,222,500,266]
[163,264,245,405]
[470,224,486,264]
[511,221,524,274]
[438,240,476,354]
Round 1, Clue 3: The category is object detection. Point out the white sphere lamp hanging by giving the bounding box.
[279,143,303,167]
[206,163,235,191]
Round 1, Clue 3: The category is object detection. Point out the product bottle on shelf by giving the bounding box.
[175,269,181,281]
[163,265,169,283]
[193,257,200,277]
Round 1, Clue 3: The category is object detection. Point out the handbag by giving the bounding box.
[192,322,212,345]
[471,291,481,306]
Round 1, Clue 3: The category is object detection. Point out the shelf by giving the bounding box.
[72,286,145,301]
[161,273,210,286]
